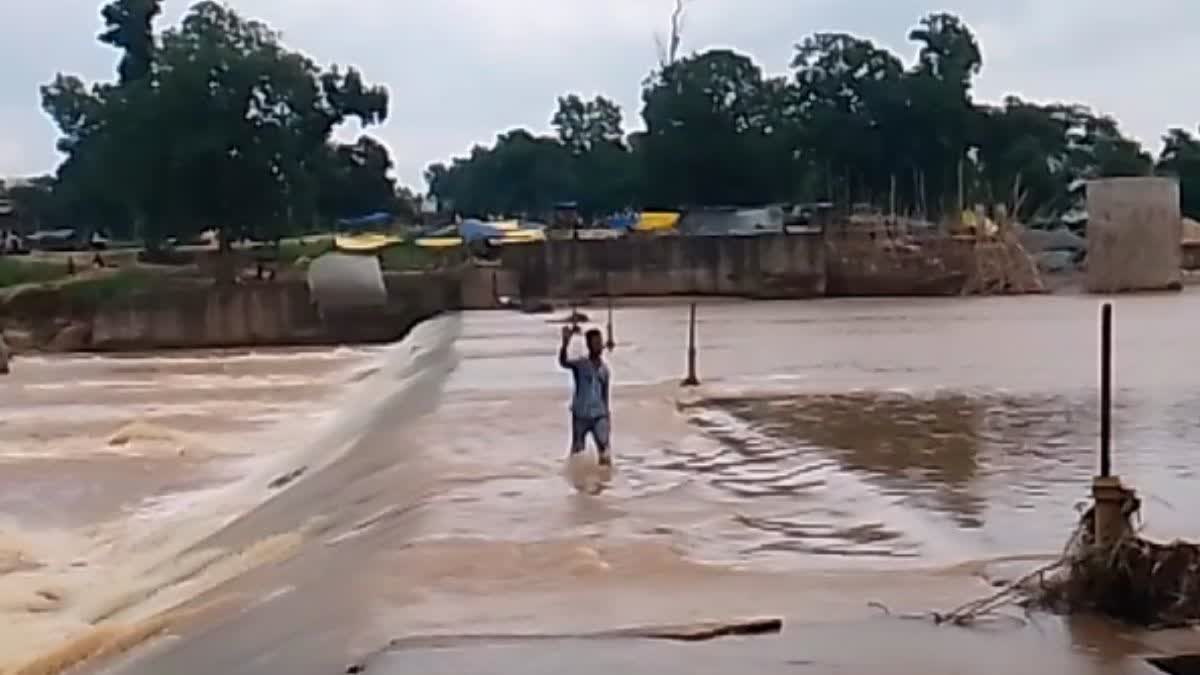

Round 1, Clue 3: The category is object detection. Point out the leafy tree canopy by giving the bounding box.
[427,11,1185,226]
[39,0,397,246]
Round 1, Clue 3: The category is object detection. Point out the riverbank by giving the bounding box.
[0,271,455,355]
[0,230,1065,357]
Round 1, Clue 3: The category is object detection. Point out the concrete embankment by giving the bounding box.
[497,233,828,301]
[0,230,1041,353]
[0,272,458,354]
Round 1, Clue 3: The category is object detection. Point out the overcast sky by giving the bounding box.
[1,0,1196,190]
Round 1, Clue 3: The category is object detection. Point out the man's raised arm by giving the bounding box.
[558,325,575,369]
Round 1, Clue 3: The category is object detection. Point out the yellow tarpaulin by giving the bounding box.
[498,228,546,243]
[960,210,998,237]
[634,211,680,232]
[415,237,463,248]
[415,228,544,249]
[334,233,404,252]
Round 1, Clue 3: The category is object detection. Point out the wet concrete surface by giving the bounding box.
[5,293,1200,673]
[359,621,1169,675]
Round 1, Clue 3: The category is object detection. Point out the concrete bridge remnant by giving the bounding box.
[1086,177,1182,294]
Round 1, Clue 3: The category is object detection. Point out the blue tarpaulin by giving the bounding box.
[604,213,638,230]
[458,219,508,243]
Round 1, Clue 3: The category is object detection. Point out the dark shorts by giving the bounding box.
[570,415,611,455]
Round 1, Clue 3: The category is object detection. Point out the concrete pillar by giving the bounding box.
[1091,476,1134,548]
[306,253,388,317]
[1086,177,1182,293]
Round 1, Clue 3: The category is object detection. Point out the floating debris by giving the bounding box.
[1034,492,1200,629]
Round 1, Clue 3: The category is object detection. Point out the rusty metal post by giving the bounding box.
[605,242,616,352]
[682,302,700,387]
[605,296,616,352]
[1099,302,1112,477]
[1092,302,1131,547]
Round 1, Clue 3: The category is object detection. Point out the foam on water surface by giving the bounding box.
[0,316,463,673]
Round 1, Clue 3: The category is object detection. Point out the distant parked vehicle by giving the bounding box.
[1,229,26,255]
[25,228,79,252]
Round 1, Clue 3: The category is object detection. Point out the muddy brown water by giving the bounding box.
[1,292,1199,673]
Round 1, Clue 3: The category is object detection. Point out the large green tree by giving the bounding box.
[316,136,404,220]
[640,49,791,207]
[42,1,393,248]
[427,96,641,219]
[791,33,905,206]
[552,94,625,155]
[1156,128,1200,220]
[99,0,163,84]
[5,176,71,232]
[424,11,1162,228]
[970,98,1074,221]
[551,95,640,215]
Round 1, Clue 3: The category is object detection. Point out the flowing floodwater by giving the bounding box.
[1,293,1198,674]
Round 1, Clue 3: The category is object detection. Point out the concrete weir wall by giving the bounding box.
[1086,177,1183,293]
[91,282,322,349]
[500,233,826,301]
[82,274,455,351]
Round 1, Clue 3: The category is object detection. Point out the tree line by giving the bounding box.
[427,13,1200,225]
[21,0,413,246]
[16,5,1200,247]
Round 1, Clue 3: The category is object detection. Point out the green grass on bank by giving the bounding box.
[59,268,159,306]
[272,238,335,265]
[0,257,72,288]
[379,244,457,271]
[0,257,159,307]
[267,239,446,271]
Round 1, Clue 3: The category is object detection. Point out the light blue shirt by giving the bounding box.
[564,357,610,419]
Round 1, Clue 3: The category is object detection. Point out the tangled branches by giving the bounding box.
[869,557,1068,628]
[868,491,1200,629]
[1039,497,1200,629]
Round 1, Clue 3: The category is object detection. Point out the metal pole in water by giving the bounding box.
[605,296,616,352]
[605,243,616,352]
[682,302,700,387]
[1099,302,1113,478]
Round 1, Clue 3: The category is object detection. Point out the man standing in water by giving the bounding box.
[558,325,612,467]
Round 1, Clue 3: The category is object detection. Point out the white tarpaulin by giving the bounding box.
[306,252,388,314]
[678,207,785,236]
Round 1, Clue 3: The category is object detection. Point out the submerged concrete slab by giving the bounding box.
[360,621,1165,675]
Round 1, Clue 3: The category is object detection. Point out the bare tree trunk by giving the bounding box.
[1011,173,1026,221]
[957,158,965,216]
[918,170,927,221]
[656,0,690,67]
[214,227,236,286]
[911,168,920,220]
[669,0,686,64]
[889,174,897,220]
